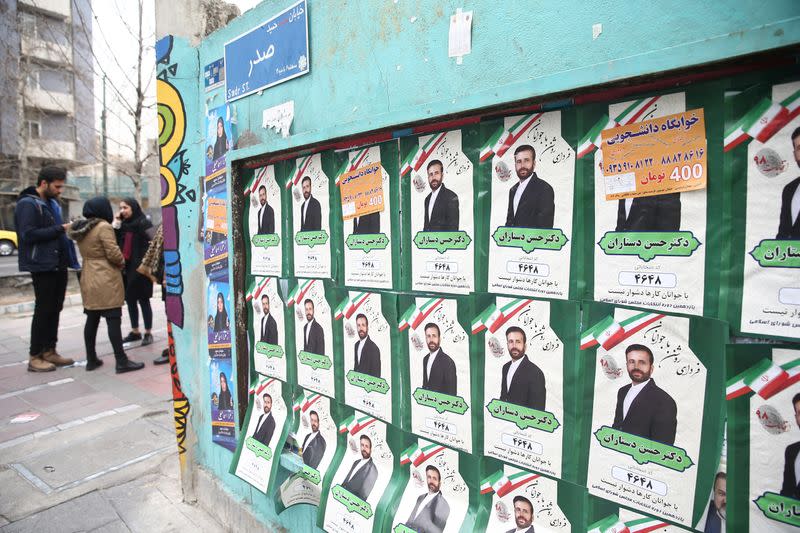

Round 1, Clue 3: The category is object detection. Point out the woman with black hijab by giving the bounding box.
[213,292,229,332]
[217,372,232,410]
[114,197,155,346]
[67,197,144,373]
[212,116,228,160]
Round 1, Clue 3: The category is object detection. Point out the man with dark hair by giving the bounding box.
[422,322,457,395]
[422,159,459,231]
[253,393,276,446]
[506,495,535,533]
[341,434,378,500]
[303,299,325,355]
[612,343,678,445]
[505,144,555,229]
[256,185,275,234]
[780,393,800,499]
[15,166,78,372]
[259,294,278,344]
[299,176,322,231]
[616,193,681,232]
[500,326,546,410]
[406,464,450,533]
[777,126,800,239]
[301,410,327,469]
[353,313,381,378]
[703,471,726,533]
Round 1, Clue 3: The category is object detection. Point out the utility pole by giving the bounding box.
[101,74,108,196]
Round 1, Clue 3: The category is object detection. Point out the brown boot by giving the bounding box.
[41,348,75,367]
[28,356,56,372]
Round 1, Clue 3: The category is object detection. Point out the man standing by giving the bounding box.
[421,322,457,396]
[615,193,681,232]
[505,144,555,229]
[299,176,322,231]
[301,410,327,469]
[506,495,535,533]
[303,299,325,355]
[612,343,678,445]
[341,434,378,501]
[259,294,278,345]
[776,127,800,240]
[256,185,275,235]
[252,393,276,446]
[780,392,800,499]
[703,472,726,533]
[500,326,546,411]
[353,313,381,378]
[405,465,450,533]
[15,166,76,372]
[423,160,459,232]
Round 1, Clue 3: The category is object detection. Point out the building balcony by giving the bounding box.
[19,0,71,19]
[26,138,76,161]
[20,35,71,65]
[25,89,73,115]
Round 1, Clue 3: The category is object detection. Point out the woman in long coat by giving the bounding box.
[115,197,155,346]
[68,197,144,373]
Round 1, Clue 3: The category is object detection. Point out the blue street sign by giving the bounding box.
[224,0,309,102]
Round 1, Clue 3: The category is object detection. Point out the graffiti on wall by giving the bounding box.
[167,322,190,460]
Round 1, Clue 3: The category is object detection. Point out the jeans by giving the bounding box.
[30,270,68,356]
[127,297,153,330]
[84,308,126,363]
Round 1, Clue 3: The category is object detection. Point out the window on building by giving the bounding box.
[26,120,41,139]
[26,70,40,90]
[20,12,38,39]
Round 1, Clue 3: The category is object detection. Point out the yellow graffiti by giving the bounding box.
[156,79,186,207]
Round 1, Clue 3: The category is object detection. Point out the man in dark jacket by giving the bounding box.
[505,144,555,229]
[15,166,76,372]
[780,393,800,499]
[353,313,381,378]
[421,322,457,396]
[500,327,546,411]
[423,160,459,232]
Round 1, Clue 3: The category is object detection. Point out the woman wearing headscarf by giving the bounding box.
[212,116,228,160]
[68,197,144,373]
[218,372,232,410]
[213,292,229,332]
[114,197,155,346]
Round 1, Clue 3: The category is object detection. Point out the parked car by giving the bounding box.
[0,230,17,256]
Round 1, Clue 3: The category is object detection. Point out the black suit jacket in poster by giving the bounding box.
[500,355,546,411]
[300,196,322,231]
[777,176,800,239]
[505,173,555,229]
[304,320,325,356]
[341,458,378,501]
[781,441,800,499]
[257,203,275,234]
[612,378,677,445]
[252,412,276,446]
[354,336,381,378]
[301,431,327,470]
[259,313,278,344]
[423,185,459,232]
[353,212,381,234]
[615,193,681,232]
[406,492,450,533]
[422,349,457,396]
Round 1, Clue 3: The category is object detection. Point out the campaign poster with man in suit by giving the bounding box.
[391,441,467,533]
[407,297,473,453]
[234,377,287,493]
[340,292,394,424]
[484,465,571,533]
[249,276,286,381]
[480,297,571,479]
[246,165,282,277]
[324,414,394,533]
[736,80,800,340]
[586,309,709,527]
[591,92,708,316]
[291,153,332,278]
[486,111,575,300]
[279,391,337,508]
[292,279,335,398]
[405,129,475,295]
[339,144,397,289]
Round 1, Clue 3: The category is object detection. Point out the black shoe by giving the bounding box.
[86,357,104,371]
[116,359,145,373]
[153,352,169,365]
[142,333,154,346]
[122,332,142,343]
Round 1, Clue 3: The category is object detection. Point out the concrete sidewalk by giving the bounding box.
[0,300,224,532]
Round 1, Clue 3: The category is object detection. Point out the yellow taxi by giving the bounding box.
[0,230,18,256]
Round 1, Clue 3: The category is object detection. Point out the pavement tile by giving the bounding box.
[0,372,69,394]
[17,381,96,409]
[88,519,131,533]
[42,392,128,424]
[0,491,120,533]
[0,413,59,443]
[0,396,32,419]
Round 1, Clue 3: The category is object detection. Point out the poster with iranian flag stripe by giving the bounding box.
[244,163,284,277]
[727,345,800,531]
[589,92,709,316]
[583,302,726,527]
[724,80,800,341]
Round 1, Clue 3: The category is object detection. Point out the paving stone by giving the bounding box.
[17,381,96,409]
[88,519,131,533]
[0,396,33,420]
[0,491,119,533]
